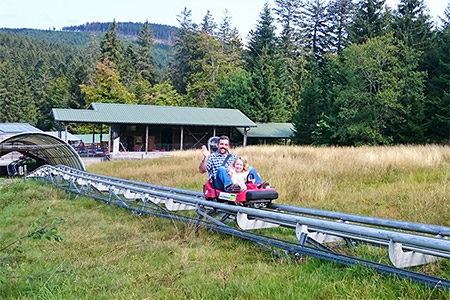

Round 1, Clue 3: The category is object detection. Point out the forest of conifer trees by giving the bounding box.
[0,0,448,145]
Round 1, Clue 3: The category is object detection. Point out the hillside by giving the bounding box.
[62,21,178,44]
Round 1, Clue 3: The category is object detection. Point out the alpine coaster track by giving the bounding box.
[27,165,450,290]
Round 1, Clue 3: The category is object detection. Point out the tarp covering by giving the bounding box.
[0,132,85,170]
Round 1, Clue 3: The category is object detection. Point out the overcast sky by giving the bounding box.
[0,0,446,39]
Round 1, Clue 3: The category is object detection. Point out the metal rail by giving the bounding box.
[27,165,450,290]
[52,165,450,237]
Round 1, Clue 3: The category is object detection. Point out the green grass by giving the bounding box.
[1,145,450,299]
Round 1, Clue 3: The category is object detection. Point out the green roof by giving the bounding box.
[236,123,294,138]
[53,103,256,127]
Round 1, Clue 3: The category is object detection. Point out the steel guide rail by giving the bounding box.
[34,166,450,255]
[42,167,450,261]
[268,203,450,237]
[26,165,450,290]
[28,165,450,256]
[53,165,450,238]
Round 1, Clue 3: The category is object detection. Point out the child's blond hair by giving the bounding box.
[232,156,249,172]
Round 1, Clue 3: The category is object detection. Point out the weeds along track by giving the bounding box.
[27,165,450,290]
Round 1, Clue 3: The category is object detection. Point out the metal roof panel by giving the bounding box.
[53,103,256,127]
[0,123,42,134]
[236,123,294,138]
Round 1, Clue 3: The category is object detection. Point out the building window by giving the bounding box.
[126,125,136,132]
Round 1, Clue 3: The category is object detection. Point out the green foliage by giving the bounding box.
[349,0,390,44]
[292,57,326,144]
[299,0,330,59]
[0,62,37,125]
[245,3,289,122]
[170,8,199,95]
[170,9,244,108]
[392,0,434,53]
[144,79,185,106]
[422,13,450,142]
[0,30,87,129]
[212,68,256,119]
[62,21,178,44]
[0,0,447,145]
[0,28,97,46]
[327,0,355,53]
[100,20,124,67]
[135,21,156,84]
[80,59,137,105]
[274,0,307,118]
[37,76,71,130]
[329,34,425,145]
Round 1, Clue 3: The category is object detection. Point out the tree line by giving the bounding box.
[0,0,448,145]
[62,22,177,43]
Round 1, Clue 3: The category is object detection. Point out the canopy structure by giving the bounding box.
[0,132,85,170]
[236,123,294,145]
[53,103,256,127]
[52,103,258,151]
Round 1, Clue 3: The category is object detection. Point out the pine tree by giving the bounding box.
[274,0,305,117]
[349,0,389,44]
[121,44,138,89]
[100,20,124,68]
[135,21,156,84]
[422,5,450,142]
[298,0,330,59]
[201,10,217,35]
[245,3,289,122]
[392,0,434,53]
[38,76,70,130]
[327,0,354,53]
[0,62,37,125]
[186,10,244,107]
[85,33,101,85]
[275,0,302,58]
[217,10,243,69]
[439,3,450,29]
[292,57,325,144]
[170,8,200,95]
[186,30,223,107]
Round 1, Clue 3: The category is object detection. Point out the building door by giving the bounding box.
[147,135,155,151]
[126,136,134,151]
[134,136,143,151]
[161,128,173,151]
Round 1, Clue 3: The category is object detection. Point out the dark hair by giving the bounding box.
[219,135,230,143]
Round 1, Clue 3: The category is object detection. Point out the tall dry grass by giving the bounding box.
[88,145,450,226]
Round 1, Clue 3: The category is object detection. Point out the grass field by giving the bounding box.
[1,145,449,299]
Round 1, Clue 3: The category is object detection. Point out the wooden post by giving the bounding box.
[243,128,248,147]
[92,124,95,156]
[100,124,103,145]
[108,125,112,156]
[58,122,61,139]
[64,124,68,142]
[145,125,149,154]
[180,126,184,150]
